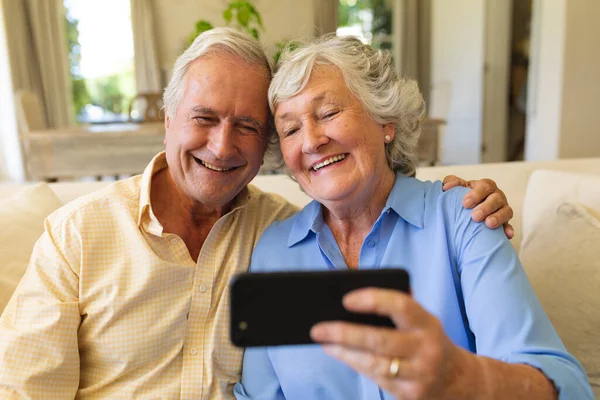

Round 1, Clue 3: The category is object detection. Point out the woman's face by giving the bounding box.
[274,66,394,207]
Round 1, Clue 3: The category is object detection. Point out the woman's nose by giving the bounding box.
[301,122,329,154]
[207,123,238,160]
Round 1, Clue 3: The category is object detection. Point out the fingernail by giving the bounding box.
[488,217,498,227]
[474,210,483,221]
[464,198,474,208]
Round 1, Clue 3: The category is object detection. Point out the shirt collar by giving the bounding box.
[137,152,169,233]
[287,173,425,247]
[384,174,426,229]
[137,151,254,236]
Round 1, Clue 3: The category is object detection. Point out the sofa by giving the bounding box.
[1,157,600,396]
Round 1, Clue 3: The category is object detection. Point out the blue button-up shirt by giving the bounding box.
[234,175,593,400]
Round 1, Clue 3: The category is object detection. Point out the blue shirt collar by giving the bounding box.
[287,174,426,247]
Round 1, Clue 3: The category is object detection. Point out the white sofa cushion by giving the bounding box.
[520,169,600,394]
[521,170,600,246]
[519,202,600,395]
[0,183,63,312]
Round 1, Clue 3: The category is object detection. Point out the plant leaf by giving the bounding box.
[223,8,233,22]
[237,6,250,26]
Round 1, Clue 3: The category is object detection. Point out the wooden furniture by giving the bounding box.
[22,122,165,181]
[128,92,164,123]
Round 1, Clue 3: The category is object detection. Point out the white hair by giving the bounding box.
[163,27,283,165]
[163,27,272,119]
[269,34,426,176]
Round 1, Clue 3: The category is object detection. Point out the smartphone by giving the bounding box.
[229,268,410,347]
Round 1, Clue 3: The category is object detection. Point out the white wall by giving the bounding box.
[524,0,565,161]
[431,0,485,165]
[558,0,600,158]
[152,0,315,76]
[526,0,600,161]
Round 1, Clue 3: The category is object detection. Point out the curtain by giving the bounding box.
[399,0,431,105]
[131,0,162,94]
[314,0,338,37]
[2,0,72,129]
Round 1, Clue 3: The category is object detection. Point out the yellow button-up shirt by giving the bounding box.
[0,152,298,399]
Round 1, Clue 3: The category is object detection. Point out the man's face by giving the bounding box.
[164,53,270,209]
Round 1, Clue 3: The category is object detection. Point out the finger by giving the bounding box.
[503,223,515,240]
[310,321,419,357]
[484,204,514,229]
[462,179,498,209]
[471,192,507,223]
[323,344,415,381]
[442,175,467,191]
[342,288,430,329]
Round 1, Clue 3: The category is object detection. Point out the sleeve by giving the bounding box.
[0,219,81,399]
[234,347,286,400]
[450,187,594,400]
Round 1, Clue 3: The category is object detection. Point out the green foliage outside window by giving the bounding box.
[66,15,91,117]
[338,0,392,49]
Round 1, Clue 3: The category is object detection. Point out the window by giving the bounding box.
[64,0,135,124]
[337,0,393,49]
[337,0,400,75]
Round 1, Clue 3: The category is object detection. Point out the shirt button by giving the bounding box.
[189,348,198,355]
[367,240,376,248]
[170,238,178,245]
[199,284,207,293]
[386,208,391,213]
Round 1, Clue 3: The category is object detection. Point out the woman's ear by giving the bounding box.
[383,123,395,142]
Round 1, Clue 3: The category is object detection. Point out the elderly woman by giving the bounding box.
[233,35,593,400]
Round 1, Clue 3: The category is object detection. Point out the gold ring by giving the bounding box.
[388,357,401,378]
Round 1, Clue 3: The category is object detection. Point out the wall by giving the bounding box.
[526,0,600,161]
[558,0,600,158]
[152,0,315,76]
[431,0,485,165]
[524,0,565,161]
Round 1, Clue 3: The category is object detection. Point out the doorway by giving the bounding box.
[507,0,533,161]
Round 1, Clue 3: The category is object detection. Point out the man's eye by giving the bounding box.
[194,116,214,123]
[240,125,259,134]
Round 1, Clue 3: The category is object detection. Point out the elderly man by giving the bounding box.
[0,28,513,399]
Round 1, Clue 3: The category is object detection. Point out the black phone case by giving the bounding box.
[230,268,410,347]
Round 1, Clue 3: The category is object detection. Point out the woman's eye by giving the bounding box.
[284,128,298,137]
[323,110,339,119]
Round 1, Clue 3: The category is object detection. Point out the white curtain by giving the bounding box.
[2,0,72,129]
[314,0,338,37]
[399,0,431,104]
[131,0,162,94]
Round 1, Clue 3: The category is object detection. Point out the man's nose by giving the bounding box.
[302,121,329,154]
[207,122,238,160]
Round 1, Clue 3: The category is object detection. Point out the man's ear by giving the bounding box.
[164,114,171,146]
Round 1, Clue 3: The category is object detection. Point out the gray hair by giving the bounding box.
[269,34,426,177]
[163,28,281,163]
[164,27,272,118]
